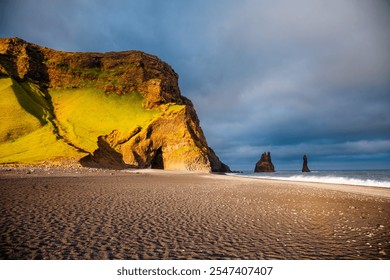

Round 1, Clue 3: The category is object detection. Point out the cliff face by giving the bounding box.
[0,37,230,172]
[0,37,181,108]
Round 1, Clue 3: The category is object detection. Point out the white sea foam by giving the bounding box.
[261,175,390,188]
[229,171,390,188]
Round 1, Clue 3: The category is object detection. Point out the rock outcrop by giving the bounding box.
[0,37,230,172]
[254,152,275,172]
[302,154,310,172]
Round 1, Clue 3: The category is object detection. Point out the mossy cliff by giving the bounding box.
[0,37,230,172]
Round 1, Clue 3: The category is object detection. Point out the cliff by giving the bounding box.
[0,37,230,172]
[254,152,275,172]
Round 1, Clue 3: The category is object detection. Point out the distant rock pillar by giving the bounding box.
[302,154,310,172]
[254,152,275,172]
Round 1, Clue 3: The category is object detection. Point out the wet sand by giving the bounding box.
[1,167,389,260]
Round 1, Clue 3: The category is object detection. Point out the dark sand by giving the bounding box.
[1,167,389,260]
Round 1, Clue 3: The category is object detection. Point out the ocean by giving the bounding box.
[231,170,390,188]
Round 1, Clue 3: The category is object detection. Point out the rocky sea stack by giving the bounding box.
[0,37,230,172]
[302,154,310,172]
[254,152,275,172]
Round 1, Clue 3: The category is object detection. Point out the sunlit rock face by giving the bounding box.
[0,37,230,172]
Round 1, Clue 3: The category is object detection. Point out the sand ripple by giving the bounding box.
[1,169,389,259]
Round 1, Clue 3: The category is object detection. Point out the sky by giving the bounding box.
[1,0,390,171]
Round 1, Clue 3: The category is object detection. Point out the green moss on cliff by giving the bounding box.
[0,125,82,164]
[0,78,42,142]
[50,88,164,153]
[0,77,183,164]
[0,77,82,163]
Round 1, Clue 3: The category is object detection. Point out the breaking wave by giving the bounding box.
[231,170,390,188]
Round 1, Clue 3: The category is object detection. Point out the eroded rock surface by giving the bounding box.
[0,37,230,172]
[254,152,275,172]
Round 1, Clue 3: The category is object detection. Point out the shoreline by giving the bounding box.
[1,166,389,260]
[3,166,389,199]
[224,173,390,200]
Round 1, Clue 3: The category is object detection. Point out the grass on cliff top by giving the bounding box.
[49,88,165,153]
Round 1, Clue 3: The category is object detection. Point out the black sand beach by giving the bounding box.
[1,167,389,259]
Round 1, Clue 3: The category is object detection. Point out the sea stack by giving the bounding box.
[254,152,275,172]
[302,154,310,172]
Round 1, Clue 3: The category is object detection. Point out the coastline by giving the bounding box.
[224,173,390,199]
[1,167,389,260]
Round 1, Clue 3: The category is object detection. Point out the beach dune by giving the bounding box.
[0,167,389,259]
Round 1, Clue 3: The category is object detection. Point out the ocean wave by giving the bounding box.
[230,174,390,188]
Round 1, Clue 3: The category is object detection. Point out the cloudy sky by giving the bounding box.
[1,0,390,170]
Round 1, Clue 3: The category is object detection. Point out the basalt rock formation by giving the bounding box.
[254,152,275,172]
[302,154,310,172]
[0,37,230,172]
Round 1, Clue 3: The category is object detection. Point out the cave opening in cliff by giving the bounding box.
[151,147,164,169]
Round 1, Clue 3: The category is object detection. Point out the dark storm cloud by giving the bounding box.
[1,0,390,170]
